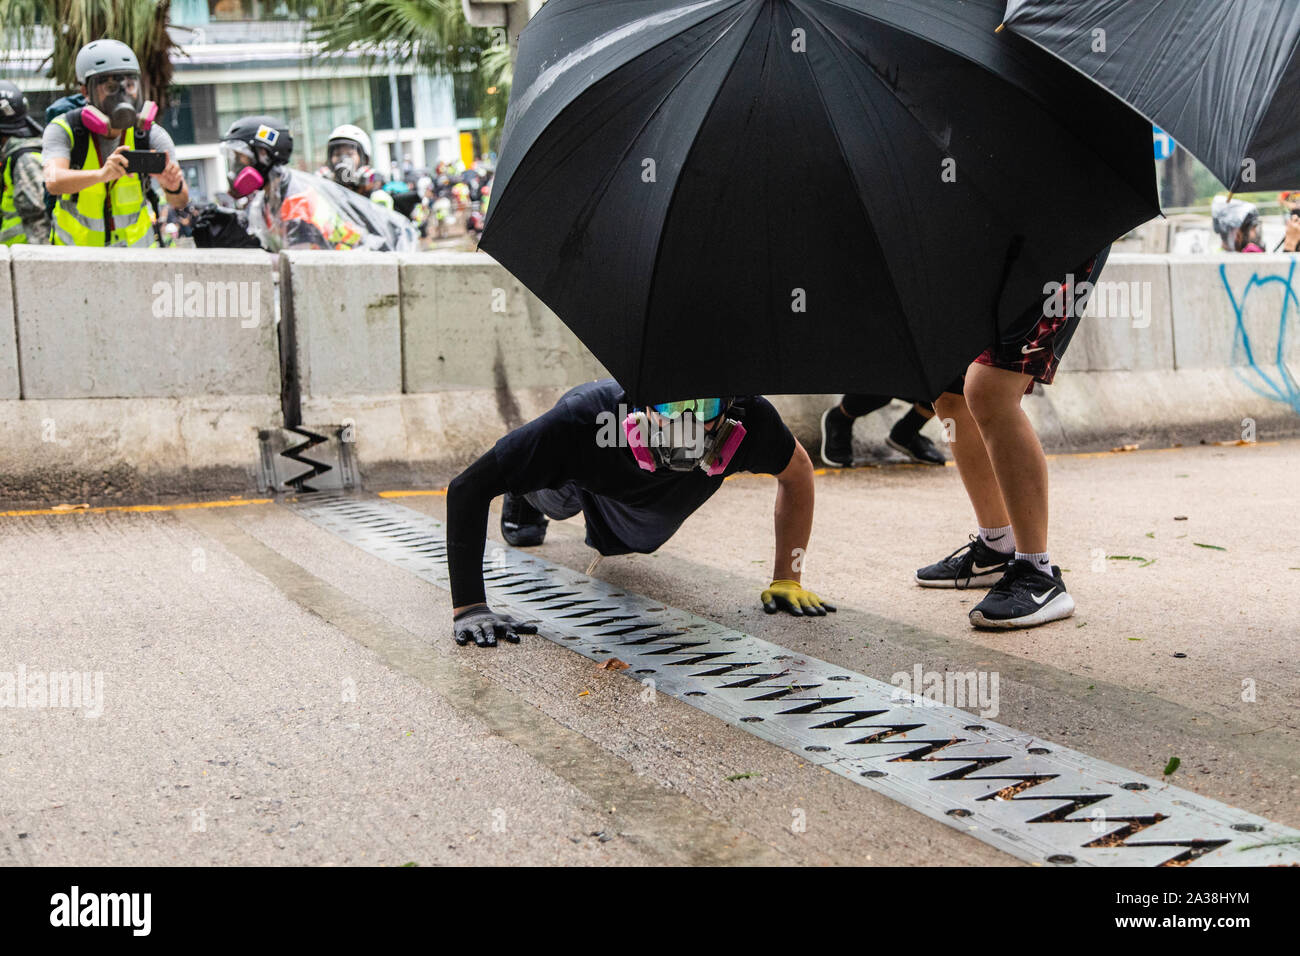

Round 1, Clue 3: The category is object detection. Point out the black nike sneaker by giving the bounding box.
[501,492,548,547]
[820,406,855,468]
[887,431,946,465]
[969,560,1074,629]
[915,535,1013,589]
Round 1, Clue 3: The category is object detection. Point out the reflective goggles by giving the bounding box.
[648,398,725,422]
[94,73,140,97]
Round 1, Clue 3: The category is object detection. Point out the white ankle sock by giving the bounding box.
[978,525,1014,553]
[1016,551,1052,574]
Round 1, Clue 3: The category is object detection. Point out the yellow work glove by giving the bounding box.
[760,579,836,617]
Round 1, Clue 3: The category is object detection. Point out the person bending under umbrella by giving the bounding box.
[445,379,834,647]
[915,248,1109,629]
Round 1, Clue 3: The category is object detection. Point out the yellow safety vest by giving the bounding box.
[50,113,156,248]
[0,143,41,245]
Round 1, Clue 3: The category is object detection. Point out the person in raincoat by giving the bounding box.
[217,115,417,253]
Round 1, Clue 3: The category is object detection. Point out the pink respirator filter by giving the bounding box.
[229,166,265,198]
[623,413,657,472]
[703,420,746,476]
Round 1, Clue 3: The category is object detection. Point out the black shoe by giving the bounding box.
[887,431,946,465]
[969,560,1075,629]
[501,493,548,547]
[820,406,854,468]
[915,535,1013,589]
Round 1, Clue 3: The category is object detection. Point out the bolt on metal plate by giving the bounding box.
[289,492,1300,868]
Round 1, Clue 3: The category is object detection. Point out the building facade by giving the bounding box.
[5,1,486,200]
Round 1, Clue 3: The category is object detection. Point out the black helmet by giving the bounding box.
[0,80,39,136]
[220,114,294,168]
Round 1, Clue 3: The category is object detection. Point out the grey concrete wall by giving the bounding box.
[11,246,279,399]
[0,247,17,400]
[399,252,607,392]
[283,250,402,397]
[1168,255,1300,371]
[0,248,1297,504]
[1060,255,1176,373]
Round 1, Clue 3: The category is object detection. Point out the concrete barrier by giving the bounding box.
[399,252,607,391]
[0,247,17,401]
[1,247,282,504]
[0,248,1296,505]
[10,246,279,399]
[281,250,402,398]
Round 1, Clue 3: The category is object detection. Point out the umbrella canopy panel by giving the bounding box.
[1005,0,1300,192]
[484,0,1159,403]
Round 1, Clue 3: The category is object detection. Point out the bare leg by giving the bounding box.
[934,386,1010,531]
[962,363,1047,554]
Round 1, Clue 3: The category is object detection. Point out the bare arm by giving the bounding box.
[772,441,815,582]
[44,149,125,196]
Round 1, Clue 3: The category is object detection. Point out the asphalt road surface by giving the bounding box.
[1,439,1296,866]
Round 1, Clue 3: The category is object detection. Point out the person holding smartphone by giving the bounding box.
[42,39,188,248]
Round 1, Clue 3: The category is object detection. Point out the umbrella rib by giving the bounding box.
[788,0,938,396]
[631,1,768,402]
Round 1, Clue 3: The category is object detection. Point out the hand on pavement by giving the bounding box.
[453,605,539,647]
[760,579,836,616]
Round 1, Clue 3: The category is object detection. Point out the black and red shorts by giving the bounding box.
[945,245,1111,395]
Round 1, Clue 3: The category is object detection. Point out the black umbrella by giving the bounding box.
[1004,0,1300,192]
[481,0,1159,404]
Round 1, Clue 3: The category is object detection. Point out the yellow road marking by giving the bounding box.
[0,498,273,518]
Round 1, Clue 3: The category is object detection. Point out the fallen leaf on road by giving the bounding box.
[1164,757,1181,776]
[596,658,629,671]
[577,690,590,697]
[1193,542,1227,551]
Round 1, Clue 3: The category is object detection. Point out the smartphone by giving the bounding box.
[122,149,167,175]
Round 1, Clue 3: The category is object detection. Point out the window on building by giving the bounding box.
[369,74,414,130]
[160,85,221,146]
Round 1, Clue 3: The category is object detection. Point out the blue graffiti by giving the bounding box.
[1219,259,1300,414]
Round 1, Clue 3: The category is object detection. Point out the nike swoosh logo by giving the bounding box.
[971,563,1005,574]
[1021,345,1045,355]
[1031,588,1057,605]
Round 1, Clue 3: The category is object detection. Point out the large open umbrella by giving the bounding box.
[481,0,1160,404]
[1004,0,1300,192]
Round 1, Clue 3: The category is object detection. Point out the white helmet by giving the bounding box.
[327,124,372,164]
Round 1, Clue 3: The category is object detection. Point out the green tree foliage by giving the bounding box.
[0,0,181,105]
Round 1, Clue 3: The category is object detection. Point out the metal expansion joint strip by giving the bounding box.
[288,493,1300,868]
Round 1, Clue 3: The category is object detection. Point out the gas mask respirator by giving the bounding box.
[622,400,746,476]
[83,74,156,135]
[221,142,267,199]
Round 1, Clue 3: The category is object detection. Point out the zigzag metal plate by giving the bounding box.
[289,493,1300,867]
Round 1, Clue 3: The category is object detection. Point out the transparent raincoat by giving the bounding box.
[245,165,418,252]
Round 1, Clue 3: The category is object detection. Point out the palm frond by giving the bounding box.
[1,0,181,105]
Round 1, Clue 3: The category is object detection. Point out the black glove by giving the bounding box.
[453,606,538,647]
[192,203,260,249]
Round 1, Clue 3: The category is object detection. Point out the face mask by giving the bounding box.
[332,157,359,187]
[623,410,746,476]
[229,165,265,198]
[82,99,156,136]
